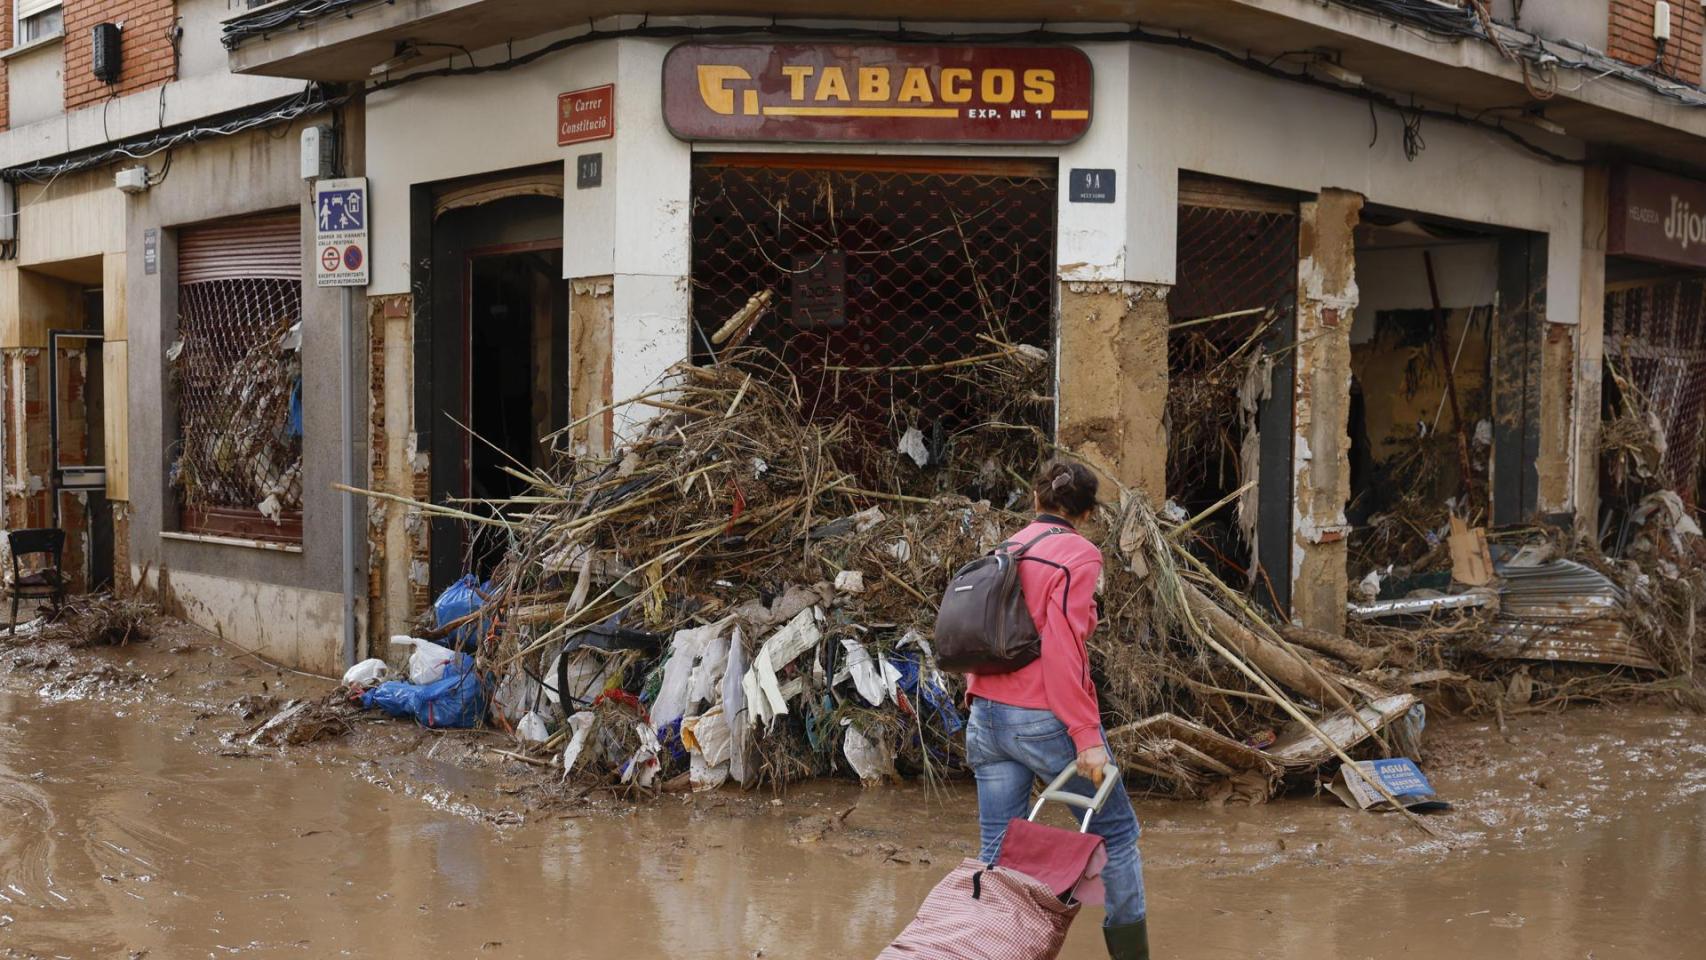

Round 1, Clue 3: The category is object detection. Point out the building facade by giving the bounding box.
[1,0,359,673]
[8,1,1706,674]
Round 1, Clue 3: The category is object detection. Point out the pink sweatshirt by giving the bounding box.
[965,518,1106,752]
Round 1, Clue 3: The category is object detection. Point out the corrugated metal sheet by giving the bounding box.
[179,214,302,284]
[1483,560,1659,670]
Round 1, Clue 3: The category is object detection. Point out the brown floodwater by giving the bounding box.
[3,665,1705,959]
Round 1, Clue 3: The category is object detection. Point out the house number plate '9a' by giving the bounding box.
[1070,168,1115,203]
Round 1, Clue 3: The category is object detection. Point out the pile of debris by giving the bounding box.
[340,335,1702,809]
[344,349,1451,810]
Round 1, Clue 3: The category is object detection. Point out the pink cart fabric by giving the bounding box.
[877,858,1079,960]
[995,818,1108,907]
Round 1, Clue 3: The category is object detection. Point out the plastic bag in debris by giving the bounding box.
[516,710,550,745]
[840,638,902,707]
[841,719,897,785]
[560,712,597,774]
[361,653,488,729]
[341,658,391,688]
[651,619,733,729]
[622,723,662,787]
[888,650,963,735]
[723,626,751,786]
[390,635,458,685]
[431,574,489,653]
[683,709,731,792]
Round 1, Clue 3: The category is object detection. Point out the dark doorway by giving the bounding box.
[48,292,112,593]
[423,191,566,595]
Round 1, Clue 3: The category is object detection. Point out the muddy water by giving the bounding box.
[3,687,1705,959]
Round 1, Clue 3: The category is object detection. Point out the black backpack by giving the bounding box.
[933,528,1070,675]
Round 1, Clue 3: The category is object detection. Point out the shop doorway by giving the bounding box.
[47,293,111,592]
[689,154,1057,500]
[1168,174,1302,614]
[1347,212,1545,585]
[425,190,566,593]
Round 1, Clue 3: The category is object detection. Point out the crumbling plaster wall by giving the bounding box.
[1293,190,1363,635]
[1057,281,1169,502]
[367,293,429,649]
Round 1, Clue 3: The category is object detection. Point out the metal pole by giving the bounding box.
[339,285,357,670]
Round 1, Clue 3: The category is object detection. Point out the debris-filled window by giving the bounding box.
[1604,277,1706,505]
[170,215,305,543]
[1168,178,1300,607]
[689,156,1056,500]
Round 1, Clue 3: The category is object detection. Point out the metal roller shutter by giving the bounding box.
[178,214,302,284]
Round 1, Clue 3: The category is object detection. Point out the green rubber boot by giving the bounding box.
[1103,918,1150,960]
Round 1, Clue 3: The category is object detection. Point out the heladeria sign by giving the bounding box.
[1609,165,1706,270]
[663,43,1092,144]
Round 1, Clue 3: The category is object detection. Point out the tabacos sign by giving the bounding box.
[662,43,1092,144]
[1610,165,1706,270]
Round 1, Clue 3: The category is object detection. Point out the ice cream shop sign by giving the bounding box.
[662,43,1093,144]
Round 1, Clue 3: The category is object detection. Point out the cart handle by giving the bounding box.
[1027,762,1121,832]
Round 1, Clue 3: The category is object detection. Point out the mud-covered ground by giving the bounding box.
[2,618,1703,959]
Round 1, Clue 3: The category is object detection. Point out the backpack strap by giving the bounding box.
[996,528,1074,620]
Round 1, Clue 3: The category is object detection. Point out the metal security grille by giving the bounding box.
[1167,196,1300,484]
[1168,179,1300,607]
[173,217,304,542]
[1606,279,1706,490]
[690,155,1056,482]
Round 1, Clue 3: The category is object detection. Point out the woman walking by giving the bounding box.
[965,461,1149,960]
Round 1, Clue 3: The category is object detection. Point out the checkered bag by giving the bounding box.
[875,858,1078,960]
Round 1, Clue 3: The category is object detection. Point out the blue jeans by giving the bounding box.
[965,698,1146,926]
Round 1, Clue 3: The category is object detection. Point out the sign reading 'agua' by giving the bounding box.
[663,43,1093,144]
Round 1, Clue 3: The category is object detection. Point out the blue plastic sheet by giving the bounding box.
[887,651,964,736]
[432,574,489,652]
[361,653,488,729]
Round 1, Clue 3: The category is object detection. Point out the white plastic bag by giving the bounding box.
[341,658,391,688]
[560,712,597,778]
[389,635,457,685]
[842,719,896,785]
[516,711,550,745]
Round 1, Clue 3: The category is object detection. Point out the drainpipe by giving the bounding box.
[340,286,357,670]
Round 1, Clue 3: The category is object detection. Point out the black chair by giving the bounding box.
[7,528,66,633]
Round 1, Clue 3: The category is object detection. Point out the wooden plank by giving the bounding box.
[102,340,130,502]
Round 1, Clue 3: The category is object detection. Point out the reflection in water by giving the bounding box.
[1,690,1701,958]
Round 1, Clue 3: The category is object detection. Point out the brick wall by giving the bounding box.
[1609,0,1704,86]
[64,0,178,111]
[1,2,13,132]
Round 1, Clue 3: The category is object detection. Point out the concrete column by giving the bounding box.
[1570,166,1610,533]
[1292,189,1363,635]
[1057,281,1170,502]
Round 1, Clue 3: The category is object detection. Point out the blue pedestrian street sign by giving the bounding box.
[315,177,369,287]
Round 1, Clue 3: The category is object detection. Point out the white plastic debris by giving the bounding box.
[623,723,662,787]
[840,638,888,707]
[388,636,457,685]
[834,570,866,595]
[516,711,550,745]
[850,506,886,532]
[752,457,770,477]
[341,658,391,688]
[887,539,913,563]
[898,427,929,468]
[684,709,732,792]
[652,619,733,728]
[560,712,596,777]
[741,608,824,727]
[841,719,896,785]
[1354,569,1383,604]
[723,626,750,786]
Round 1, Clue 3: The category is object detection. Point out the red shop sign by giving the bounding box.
[1609,165,1706,270]
[559,84,615,146]
[662,43,1092,144]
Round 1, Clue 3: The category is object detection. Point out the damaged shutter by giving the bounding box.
[173,212,305,543]
[178,214,302,284]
